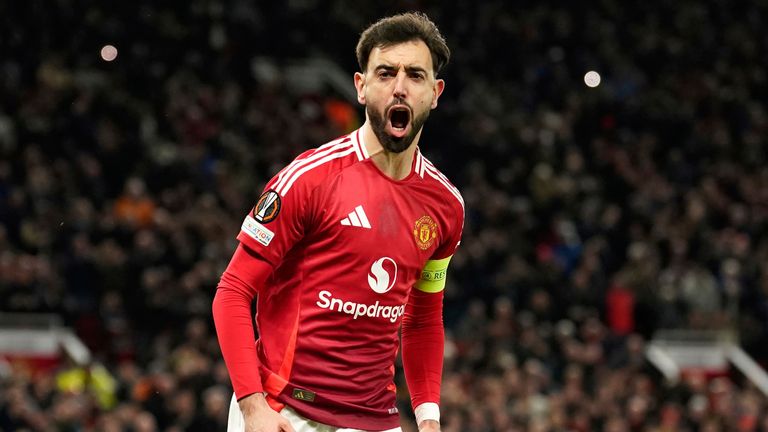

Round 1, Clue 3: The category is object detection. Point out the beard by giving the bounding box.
[367,101,430,154]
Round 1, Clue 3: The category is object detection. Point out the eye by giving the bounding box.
[378,70,394,79]
[409,72,425,81]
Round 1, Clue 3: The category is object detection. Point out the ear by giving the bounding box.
[431,79,445,109]
[354,72,366,105]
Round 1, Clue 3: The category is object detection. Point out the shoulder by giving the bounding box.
[417,153,465,215]
[268,131,367,198]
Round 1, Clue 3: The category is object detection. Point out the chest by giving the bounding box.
[309,167,449,281]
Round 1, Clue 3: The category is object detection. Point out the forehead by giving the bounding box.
[367,40,433,73]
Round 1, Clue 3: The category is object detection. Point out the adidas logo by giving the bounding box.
[340,205,371,229]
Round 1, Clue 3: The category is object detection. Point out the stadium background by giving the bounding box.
[2,0,768,430]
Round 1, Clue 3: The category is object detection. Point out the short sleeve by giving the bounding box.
[431,203,464,261]
[415,203,464,293]
[237,172,315,266]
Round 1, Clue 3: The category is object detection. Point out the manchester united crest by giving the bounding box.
[413,215,438,250]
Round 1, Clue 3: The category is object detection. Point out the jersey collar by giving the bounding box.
[413,147,425,179]
[352,128,371,161]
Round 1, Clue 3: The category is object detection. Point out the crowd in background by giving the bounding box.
[3,0,768,430]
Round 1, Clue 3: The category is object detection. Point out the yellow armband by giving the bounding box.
[415,256,453,293]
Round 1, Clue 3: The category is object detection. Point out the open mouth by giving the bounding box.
[388,106,411,132]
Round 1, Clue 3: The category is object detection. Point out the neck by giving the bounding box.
[362,121,421,181]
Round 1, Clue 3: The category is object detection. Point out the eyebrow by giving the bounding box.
[374,64,428,75]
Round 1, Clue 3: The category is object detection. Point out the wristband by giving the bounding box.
[414,402,440,425]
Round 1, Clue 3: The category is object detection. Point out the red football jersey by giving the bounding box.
[237,128,464,430]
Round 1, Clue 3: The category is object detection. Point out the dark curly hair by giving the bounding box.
[356,12,450,76]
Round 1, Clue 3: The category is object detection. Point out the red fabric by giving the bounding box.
[217,129,463,430]
[401,289,445,408]
[212,244,273,399]
[606,283,635,335]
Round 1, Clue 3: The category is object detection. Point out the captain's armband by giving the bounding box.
[415,256,453,293]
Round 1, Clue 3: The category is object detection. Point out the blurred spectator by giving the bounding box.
[113,177,156,229]
[55,360,117,410]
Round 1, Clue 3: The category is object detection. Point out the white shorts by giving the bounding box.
[228,394,403,432]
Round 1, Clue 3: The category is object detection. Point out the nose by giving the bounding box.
[392,70,407,99]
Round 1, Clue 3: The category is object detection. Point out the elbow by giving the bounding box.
[402,311,443,333]
[212,272,257,323]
